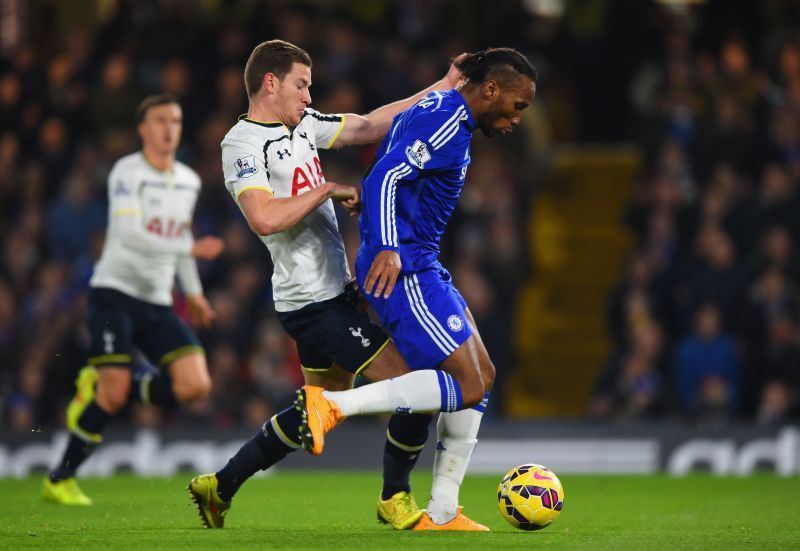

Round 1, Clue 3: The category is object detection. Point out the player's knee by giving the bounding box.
[458,376,486,408]
[481,360,496,392]
[304,369,354,391]
[170,354,213,403]
[173,373,212,404]
[96,381,130,413]
[319,379,352,391]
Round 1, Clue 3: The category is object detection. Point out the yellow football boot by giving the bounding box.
[188,474,230,528]
[42,477,93,506]
[377,491,425,530]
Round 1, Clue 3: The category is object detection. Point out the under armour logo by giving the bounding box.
[298,131,315,150]
[395,406,412,415]
[276,149,291,160]
[348,326,371,348]
[102,329,115,354]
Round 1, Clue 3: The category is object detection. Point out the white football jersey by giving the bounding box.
[221,108,350,312]
[90,152,200,305]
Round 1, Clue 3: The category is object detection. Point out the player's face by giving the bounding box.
[274,62,312,126]
[479,77,535,138]
[138,103,182,155]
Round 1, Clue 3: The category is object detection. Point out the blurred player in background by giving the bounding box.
[292,47,537,530]
[43,94,224,505]
[189,39,462,530]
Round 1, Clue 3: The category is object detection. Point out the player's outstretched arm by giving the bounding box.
[238,182,360,236]
[332,56,464,147]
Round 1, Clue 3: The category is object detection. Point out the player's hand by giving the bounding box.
[443,53,468,89]
[364,250,402,299]
[326,182,363,215]
[191,236,225,260]
[186,294,215,329]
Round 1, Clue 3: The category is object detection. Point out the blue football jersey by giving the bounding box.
[359,89,475,273]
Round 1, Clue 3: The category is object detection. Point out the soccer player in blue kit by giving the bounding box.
[297,48,537,530]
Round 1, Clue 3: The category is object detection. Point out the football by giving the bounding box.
[497,464,564,530]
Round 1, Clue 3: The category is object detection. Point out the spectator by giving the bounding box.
[247,319,302,407]
[682,225,746,324]
[674,303,740,423]
[89,54,140,135]
[46,170,107,260]
[589,319,664,420]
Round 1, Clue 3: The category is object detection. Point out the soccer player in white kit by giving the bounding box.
[189,40,470,530]
[43,94,224,505]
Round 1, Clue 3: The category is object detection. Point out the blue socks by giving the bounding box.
[436,371,463,412]
[472,392,490,413]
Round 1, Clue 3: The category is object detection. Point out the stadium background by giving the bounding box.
[1,0,800,444]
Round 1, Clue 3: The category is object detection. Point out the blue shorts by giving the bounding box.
[355,255,472,370]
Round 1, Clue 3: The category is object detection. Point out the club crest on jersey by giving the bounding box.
[405,139,431,169]
[234,155,257,178]
[113,180,131,196]
[298,131,315,150]
[447,315,464,332]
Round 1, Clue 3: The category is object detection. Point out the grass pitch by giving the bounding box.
[1,472,798,549]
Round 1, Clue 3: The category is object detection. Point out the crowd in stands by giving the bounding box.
[591,20,800,425]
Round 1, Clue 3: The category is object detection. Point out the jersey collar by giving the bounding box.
[238,113,285,128]
[453,91,477,132]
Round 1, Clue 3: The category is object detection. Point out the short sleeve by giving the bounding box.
[374,106,469,178]
[221,139,273,201]
[302,108,345,150]
[107,161,143,215]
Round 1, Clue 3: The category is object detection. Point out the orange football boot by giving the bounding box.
[412,506,490,531]
[295,385,344,455]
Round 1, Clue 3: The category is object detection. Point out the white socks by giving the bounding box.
[426,406,485,524]
[322,370,463,416]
